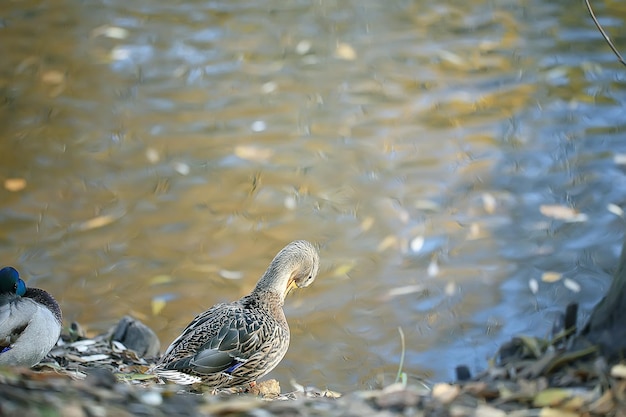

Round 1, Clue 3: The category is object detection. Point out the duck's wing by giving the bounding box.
[0,295,60,366]
[23,288,62,324]
[160,303,263,376]
[0,297,11,330]
[0,295,28,343]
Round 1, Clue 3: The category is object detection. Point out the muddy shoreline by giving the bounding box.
[1,313,624,417]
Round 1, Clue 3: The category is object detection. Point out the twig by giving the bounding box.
[585,0,626,67]
[394,327,406,385]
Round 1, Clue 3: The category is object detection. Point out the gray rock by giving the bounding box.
[110,316,160,358]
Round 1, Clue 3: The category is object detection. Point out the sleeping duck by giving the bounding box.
[0,266,62,367]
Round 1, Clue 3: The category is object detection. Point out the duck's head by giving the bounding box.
[284,240,319,295]
[255,240,320,301]
[0,266,27,296]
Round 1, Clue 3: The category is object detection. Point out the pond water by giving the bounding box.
[1,0,626,391]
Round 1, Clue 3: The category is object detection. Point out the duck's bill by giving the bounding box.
[286,278,299,295]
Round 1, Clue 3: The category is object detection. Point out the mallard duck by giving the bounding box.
[154,240,319,388]
[0,266,63,367]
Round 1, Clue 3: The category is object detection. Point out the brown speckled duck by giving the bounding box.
[154,240,319,388]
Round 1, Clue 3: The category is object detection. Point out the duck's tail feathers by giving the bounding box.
[152,367,202,385]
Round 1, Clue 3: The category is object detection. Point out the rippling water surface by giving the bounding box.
[1,0,626,390]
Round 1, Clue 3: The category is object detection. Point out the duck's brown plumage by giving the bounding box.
[154,240,319,388]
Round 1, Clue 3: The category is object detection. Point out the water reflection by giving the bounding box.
[1,0,625,391]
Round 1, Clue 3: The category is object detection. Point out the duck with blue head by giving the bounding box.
[0,266,62,367]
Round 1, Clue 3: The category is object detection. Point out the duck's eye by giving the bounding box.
[14,279,26,296]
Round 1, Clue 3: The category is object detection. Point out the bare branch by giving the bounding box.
[585,0,626,67]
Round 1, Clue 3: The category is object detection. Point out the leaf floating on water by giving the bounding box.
[146,148,160,163]
[111,46,131,61]
[437,50,466,67]
[151,297,167,316]
[468,222,482,240]
[261,81,277,93]
[410,236,425,253]
[284,196,297,210]
[482,193,497,214]
[332,261,355,277]
[41,70,65,84]
[335,42,356,60]
[295,40,312,55]
[173,162,190,175]
[4,178,26,192]
[80,215,115,230]
[91,25,129,39]
[145,294,170,318]
[541,272,562,283]
[545,66,569,83]
[414,199,441,212]
[360,216,375,232]
[192,264,220,273]
[250,120,267,132]
[219,269,244,280]
[377,235,398,251]
[234,145,274,162]
[563,278,581,293]
[539,205,588,222]
[607,203,624,217]
[149,275,172,285]
[73,211,125,232]
[427,258,440,277]
[384,284,424,301]
[614,153,626,165]
[444,281,456,296]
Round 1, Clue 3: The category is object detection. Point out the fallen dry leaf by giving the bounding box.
[234,145,273,162]
[432,383,460,404]
[539,205,587,222]
[4,178,26,192]
[335,43,356,60]
[542,272,562,283]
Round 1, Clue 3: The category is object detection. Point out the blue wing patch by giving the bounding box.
[224,358,246,374]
